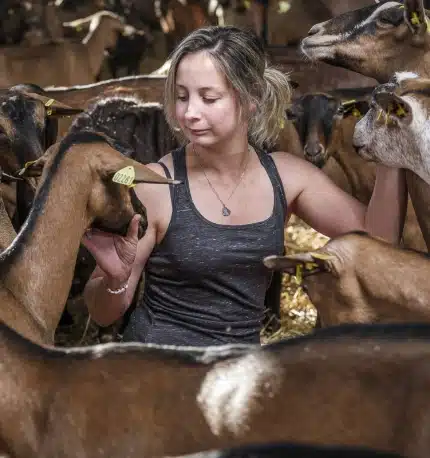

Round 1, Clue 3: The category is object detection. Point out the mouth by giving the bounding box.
[189,128,209,136]
[130,187,148,239]
[91,215,148,239]
[354,145,374,161]
[304,154,326,169]
[300,37,337,59]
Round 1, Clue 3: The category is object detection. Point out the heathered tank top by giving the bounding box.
[122,146,287,346]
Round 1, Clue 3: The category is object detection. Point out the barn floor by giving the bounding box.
[56,216,329,347]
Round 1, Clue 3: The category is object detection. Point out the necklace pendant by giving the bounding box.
[222,206,231,217]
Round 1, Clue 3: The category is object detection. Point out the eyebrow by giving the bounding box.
[176,84,221,92]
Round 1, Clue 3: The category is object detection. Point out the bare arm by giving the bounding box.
[273,152,407,244]
[83,224,156,327]
[82,162,170,327]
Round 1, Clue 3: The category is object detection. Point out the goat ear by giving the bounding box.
[16,156,47,178]
[374,92,412,123]
[26,93,84,117]
[112,160,182,185]
[403,0,428,34]
[263,252,332,276]
[339,99,369,119]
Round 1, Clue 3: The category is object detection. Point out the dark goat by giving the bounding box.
[4,320,430,457]
[69,95,178,163]
[180,442,404,458]
[0,85,82,228]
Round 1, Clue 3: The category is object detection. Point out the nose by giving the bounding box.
[307,23,324,36]
[184,101,201,121]
[304,142,324,157]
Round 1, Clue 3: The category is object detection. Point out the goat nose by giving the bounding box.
[307,24,323,36]
[304,143,324,157]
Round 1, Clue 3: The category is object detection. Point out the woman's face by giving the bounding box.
[175,51,246,148]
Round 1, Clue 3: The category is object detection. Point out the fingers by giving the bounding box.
[126,214,141,241]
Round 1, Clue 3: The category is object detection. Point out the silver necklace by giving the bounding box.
[192,144,251,217]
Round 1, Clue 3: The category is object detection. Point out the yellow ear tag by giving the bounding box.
[244,0,251,9]
[45,99,55,116]
[279,118,285,129]
[112,166,135,187]
[295,264,303,285]
[309,252,334,261]
[305,262,318,271]
[342,99,357,106]
[376,109,383,121]
[396,104,406,117]
[411,12,421,25]
[352,108,362,118]
[18,160,37,176]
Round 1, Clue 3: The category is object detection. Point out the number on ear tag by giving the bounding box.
[112,166,135,187]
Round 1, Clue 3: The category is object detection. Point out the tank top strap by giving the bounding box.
[157,146,188,215]
[255,148,288,223]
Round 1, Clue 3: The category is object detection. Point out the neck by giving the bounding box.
[0,149,93,344]
[377,52,430,83]
[190,137,251,175]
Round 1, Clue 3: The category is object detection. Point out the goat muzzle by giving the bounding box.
[130,187,148,239]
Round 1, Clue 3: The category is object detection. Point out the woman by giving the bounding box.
[83,26,407,346]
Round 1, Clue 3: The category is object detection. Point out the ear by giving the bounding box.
[339,99,369,119]
[26,92,84,117]
[263,252,333,275]
[403,0,428,35]
[374,91,412,124]
[111,159,182,186]
[17,156,47,178]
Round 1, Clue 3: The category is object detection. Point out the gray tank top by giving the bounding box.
[122,146,287,346]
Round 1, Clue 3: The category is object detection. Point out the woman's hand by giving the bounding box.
[82,214,141,284]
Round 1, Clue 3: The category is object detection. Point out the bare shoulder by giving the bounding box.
[268,150,325,197]
[133,152,174,206]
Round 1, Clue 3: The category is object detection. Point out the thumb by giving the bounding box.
[126,214,141,240]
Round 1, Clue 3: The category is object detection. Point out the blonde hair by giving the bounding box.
[164,26,292,149]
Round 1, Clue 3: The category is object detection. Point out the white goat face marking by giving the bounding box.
[354,95,430,182]
[197,352,282,437]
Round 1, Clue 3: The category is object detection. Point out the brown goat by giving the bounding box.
[180,442,404,458]
[0,130,175,345]
[44,75,166,139]
[264,231,430,326]
[2,318,430,458]
[0,12,140,87]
